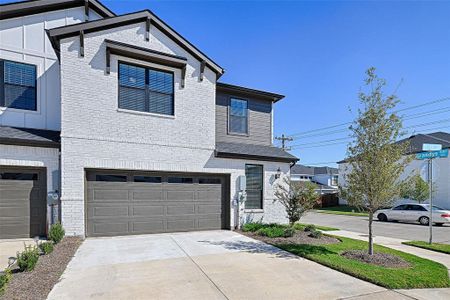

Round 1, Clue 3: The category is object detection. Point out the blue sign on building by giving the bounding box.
[416,149,449,160]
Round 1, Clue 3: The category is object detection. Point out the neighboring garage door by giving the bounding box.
[86,170,229,237]
[0,168,47,239]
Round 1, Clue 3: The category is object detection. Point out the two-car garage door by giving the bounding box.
[86,170,229,237]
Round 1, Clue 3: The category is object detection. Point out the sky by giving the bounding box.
[4,0,450,167]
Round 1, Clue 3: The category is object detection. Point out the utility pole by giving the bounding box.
[275,134,293,150]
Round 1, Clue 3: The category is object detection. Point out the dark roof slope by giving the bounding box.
[215,142,298,163]
[338,131,450,164]
[0,126,60,148]
[291,164,338,175]
[217,82,285,103]
[0,0,115,20]
[47,10,224,77]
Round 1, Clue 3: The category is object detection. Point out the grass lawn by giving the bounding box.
[276,236,450,289]
[403,241,450,255]
[315,205,369,217]
[293,223,339,231]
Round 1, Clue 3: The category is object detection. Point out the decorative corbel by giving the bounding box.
[199,61,206,81]
[145,17,151,42]
[106,48,111,74]
[181,66,186,88]
[79,30,84,57]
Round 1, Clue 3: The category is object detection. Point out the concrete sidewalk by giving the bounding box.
[329,230,450,300]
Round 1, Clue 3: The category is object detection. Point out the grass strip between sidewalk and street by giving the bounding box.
[275,236,450,289]
[402,241,450,255]
[315,205,369,217]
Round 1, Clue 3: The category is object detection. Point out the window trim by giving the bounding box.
[227,97,249,136]
[0,59,38,112]
[244,164,264,210]
[117,60,175,117]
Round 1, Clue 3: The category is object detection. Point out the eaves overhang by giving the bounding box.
[0,0,115,20]
[216,82,285,103]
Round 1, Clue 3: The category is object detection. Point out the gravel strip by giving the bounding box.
[342,250,411,268]
[240,230,340,245]
[1,237,82,300]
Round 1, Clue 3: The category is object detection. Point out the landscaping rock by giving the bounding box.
[1,237,82,300]
[240,229,340,246]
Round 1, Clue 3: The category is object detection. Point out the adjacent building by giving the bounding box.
[338,132,450,209]
[0,0,298,239]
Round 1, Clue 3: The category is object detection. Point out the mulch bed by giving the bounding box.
[1,237,83,300]
[239,230,341,246]
[342,250,411,268]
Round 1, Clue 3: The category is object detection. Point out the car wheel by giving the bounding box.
[419,216,429,225]
[435,223,444,226]
[377,213,388,222]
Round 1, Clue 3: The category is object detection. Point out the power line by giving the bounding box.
[287,96,450,137]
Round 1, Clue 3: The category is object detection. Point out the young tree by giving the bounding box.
[400,173,430,203]
[275,177,319,226]
[341,67,411,255]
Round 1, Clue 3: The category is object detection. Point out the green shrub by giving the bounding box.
[17,245,40,272]
[309,230,323,239]
[48,223,65,244]
[242,222,265,232]
[0,269,12,295]
[283,227,295,238]
[39,242,54,255]
[304,224,316,232]
[257,226,285,238]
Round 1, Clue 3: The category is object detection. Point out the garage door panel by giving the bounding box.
[92,190,129,201]
[132,220,165,233]
[132,190,164,201]
[0,188,32,200]
[166,190,195,201]
[132,206,165,216]
[86,171,227,237]
[166,204,195,215]
[0,206,29,218]
[92,206,129,217]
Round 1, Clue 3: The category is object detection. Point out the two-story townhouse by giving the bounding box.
[291,164,338,193]
[0,0,297,239]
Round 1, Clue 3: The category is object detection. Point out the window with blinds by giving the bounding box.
[245,164,263,209]
[0,60,37,111]
[229,98,248,134]
[118,62,174,116]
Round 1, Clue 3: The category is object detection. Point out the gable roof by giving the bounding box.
[217,82,285,103]
[0,0,115,20]
[337,131,450,164]
[0,126,60,148]
[46,10,224,77]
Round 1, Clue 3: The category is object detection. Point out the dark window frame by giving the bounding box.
[245,164,264,210]
[118,61,175,116]
[0,59,37,111]
[228,97,249,136]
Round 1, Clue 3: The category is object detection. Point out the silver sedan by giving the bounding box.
[375,203,450,226]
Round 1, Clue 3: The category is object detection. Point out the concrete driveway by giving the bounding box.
[0,238,35,270]
[46,230,418,300]
[303,212,450,244]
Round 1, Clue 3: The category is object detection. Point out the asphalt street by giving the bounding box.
[302,212,450,244]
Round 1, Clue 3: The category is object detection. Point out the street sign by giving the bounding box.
[416,149,448,160]
[422,143,442,151]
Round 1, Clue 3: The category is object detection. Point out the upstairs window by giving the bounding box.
[118,62,174,116]
[0,60,37,111]
[229,98,248,134]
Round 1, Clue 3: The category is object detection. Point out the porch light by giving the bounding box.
[275,167,282,179]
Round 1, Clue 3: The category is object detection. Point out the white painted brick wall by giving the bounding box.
[59,21,289,236]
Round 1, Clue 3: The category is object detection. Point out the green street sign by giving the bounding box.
[416,149,449,160]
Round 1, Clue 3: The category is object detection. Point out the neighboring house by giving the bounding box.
[338,132,450,209]
[291,164,339,194]
[0,0,297,239]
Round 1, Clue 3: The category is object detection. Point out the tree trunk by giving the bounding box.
[368,211,374,255]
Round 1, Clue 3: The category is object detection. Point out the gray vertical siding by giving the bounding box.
[216,91,272,146]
